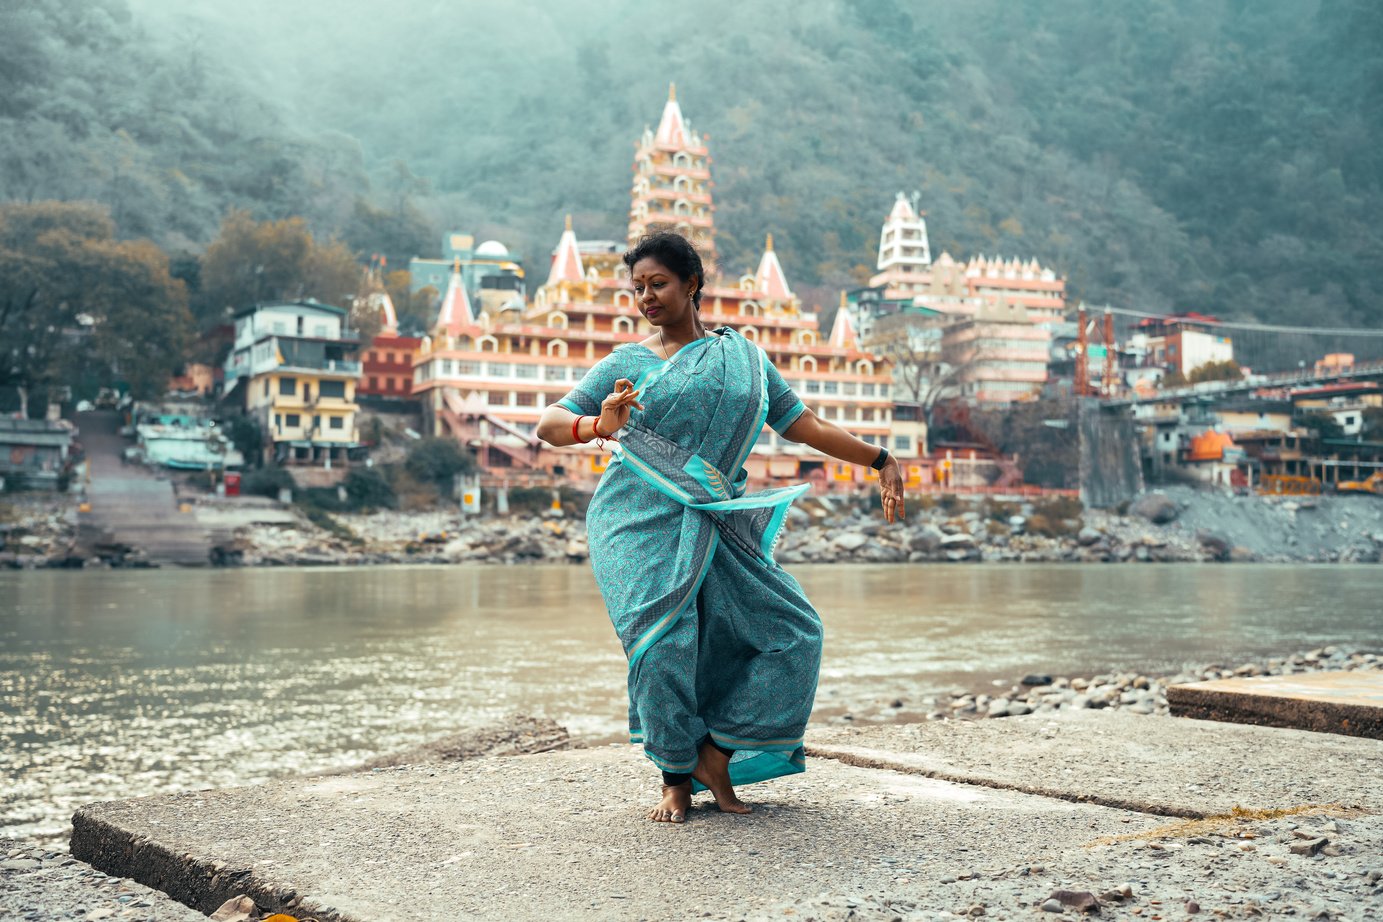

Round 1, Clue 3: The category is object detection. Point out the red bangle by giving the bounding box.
[592,417,610,439]
[571,415,587,443]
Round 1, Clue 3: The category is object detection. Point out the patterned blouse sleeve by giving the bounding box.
[763,353,807,436]
[554,348,633,416]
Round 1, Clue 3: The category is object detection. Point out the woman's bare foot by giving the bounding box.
[647,781,691,823]
[692,740,752,814]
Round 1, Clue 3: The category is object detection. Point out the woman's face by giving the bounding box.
[631,256,697,327]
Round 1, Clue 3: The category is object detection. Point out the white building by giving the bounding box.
[870,192,931,295]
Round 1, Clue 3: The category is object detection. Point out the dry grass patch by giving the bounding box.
[1089,804,1368,847]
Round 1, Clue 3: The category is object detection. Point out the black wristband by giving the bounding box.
[870,446,890,471]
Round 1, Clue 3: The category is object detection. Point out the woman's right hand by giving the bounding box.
[598,379,643,436]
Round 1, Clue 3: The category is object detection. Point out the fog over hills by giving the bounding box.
[5,0,1379,325]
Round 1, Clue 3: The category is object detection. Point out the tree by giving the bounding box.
[1188,359,1243,384]
[868,311,966,429]
[195,210,360,323]
[0,201,191,414]
[1298,411,1345,441]
[404,437,476,493]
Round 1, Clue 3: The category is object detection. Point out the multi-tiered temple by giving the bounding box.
[412,88,912,490]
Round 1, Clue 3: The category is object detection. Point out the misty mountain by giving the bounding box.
[5,0,1380,328]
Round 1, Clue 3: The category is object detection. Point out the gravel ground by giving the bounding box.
[827,645,1381,726]
[0,838,205,921]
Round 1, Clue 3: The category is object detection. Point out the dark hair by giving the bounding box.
[622,231,704,307]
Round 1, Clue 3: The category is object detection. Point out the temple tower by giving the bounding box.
[628,83,717,267]
[870,192,932,294]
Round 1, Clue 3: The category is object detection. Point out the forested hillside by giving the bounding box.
[4,0,1379,327]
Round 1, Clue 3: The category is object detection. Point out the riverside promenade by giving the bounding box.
[23,708,1380,921]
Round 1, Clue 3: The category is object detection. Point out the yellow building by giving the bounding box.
[225,300,363,467]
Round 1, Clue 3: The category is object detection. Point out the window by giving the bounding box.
[515,364,538,379]
[285,413,301,428]
[456,361,480,375]
[385,352,395,364]
[842,382,857,396]
[486,362,512,378]
[515,392,536,407]
[386,378,396,391]
[313,415,321,430]
[368,376,379,390]
[893,435,912,452]
[279,377,296,396]
[319,380,346,399]
[313,324,329,337]
[274,413,281,429]
[805,380,821,395]
[263,380,269,397]
[330,416,344,430]
[862,383,876,396]
[545,366,566,381]
[862,408,875,422]
[488,391,508,405]
[823,381,839,395]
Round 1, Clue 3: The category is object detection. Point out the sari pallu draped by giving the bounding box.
[565,328,822,790]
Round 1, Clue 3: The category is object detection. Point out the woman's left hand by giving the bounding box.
[879,457,906,524]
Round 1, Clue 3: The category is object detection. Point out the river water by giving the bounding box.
[1,563,1379,842]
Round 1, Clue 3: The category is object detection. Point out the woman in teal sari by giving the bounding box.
[537,232,905,823]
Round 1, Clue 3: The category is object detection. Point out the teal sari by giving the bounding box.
[558,328,821,789]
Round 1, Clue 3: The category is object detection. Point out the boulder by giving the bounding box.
[1196,530,1231,562]
[1077,526,1103,547]
[940,532,975,548]
[909,525,946,553]
[832,532,869,552]
[1130,492,1180,525]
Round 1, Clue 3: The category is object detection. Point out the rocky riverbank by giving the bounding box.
[219,484,1383,568]
[6,484,1383,568]
[823,645,1381,727]
[0,498,79,569]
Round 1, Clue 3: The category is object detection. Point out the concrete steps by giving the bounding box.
[75,411,213,567]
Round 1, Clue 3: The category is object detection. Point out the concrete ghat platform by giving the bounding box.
[807,709,1383,817]
[68,713,1383,921]
[1167,671,1383,739]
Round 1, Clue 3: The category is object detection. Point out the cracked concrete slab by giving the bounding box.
[807,710,1383,817]
[1167,671,1383,739]
[65,714,1383,920]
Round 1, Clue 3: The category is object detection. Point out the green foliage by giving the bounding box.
[299,504,359,543]
[241,466,295,498]
[1023,513,1078,538]
[194,210,361,323]
[224,415,263,464]
[984,499,1021,523]
[1298,411,1346,441]
[1033,495,1084,521]
[343,467,395,510]
[967,399,1080,489]
[502,485,590,516]
[4,0,1381,342]
[403,438,476,491]
[0,201,191,408]
[1188,360,1243,384]
[1361,407,1383,439]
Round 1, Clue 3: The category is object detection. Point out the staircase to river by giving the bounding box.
[75,411,213,566]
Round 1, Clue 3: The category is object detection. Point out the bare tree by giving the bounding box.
[867,311,967,430]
